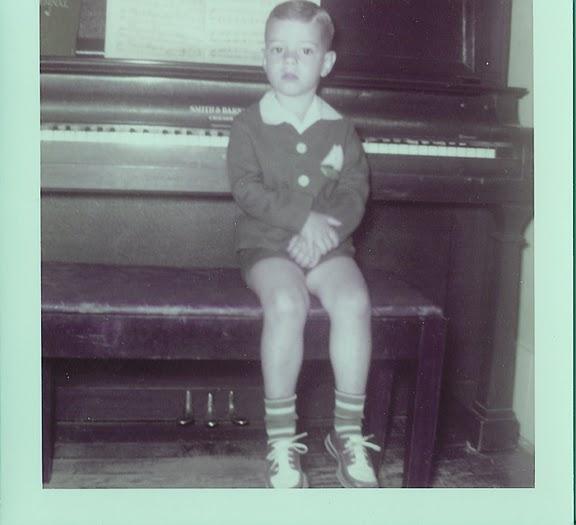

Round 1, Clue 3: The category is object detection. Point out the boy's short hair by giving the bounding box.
[266,1,335,50]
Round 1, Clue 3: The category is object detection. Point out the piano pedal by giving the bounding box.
[178,389,195,426]
[228,390,249,427]
[205,392,218,428]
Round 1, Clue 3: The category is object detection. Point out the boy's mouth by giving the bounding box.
[282,72,298,81]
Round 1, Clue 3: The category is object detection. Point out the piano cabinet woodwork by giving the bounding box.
[465,204,533,451]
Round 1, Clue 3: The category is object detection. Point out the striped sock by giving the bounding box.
[265,395,297,442]
[334,390,365,437]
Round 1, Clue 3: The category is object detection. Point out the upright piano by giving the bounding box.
[41,0,533,451]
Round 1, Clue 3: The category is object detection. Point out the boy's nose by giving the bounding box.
[283,49,298,62]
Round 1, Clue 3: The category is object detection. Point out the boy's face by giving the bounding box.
[263,18,336,100]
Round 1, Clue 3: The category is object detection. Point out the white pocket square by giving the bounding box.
[320,145,344,179]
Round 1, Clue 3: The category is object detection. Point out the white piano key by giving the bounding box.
[474,148,485,158]
[362,142,380,154]
[453,147,465,157]
[446,146,459,157]
[483,148,497,159]
[376,143,387,155]
[388,144,400,154]
[415,145,427,156]
[437,146,449,157]
[41,129,229,148]
[395,144,408,154]
[407,144,419,155]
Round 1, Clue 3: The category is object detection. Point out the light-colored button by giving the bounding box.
[296,142,307,154]
[297,174,310,187]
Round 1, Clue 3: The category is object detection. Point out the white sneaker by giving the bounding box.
[265,432,309,488]
[325,431,381,488]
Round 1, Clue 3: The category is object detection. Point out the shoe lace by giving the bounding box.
[267,432,309,473]
[343,434,381,468]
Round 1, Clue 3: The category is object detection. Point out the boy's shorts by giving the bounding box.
[238,243,356,283]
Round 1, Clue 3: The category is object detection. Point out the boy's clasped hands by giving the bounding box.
[287,211,341,269]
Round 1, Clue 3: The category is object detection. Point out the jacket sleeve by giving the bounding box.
[226,118,313,233]
[314,123,370,241]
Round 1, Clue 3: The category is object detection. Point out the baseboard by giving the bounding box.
[513,341,534,445]
[518,435,535,455]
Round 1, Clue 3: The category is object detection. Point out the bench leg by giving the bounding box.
[365,362,395,472]
[403,317,447,488]
[42,359,55,484]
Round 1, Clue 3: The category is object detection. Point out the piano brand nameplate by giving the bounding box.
[105,0,319,66]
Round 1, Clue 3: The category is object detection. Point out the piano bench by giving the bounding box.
[41,261,447,488]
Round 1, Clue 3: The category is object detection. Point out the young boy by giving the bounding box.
[227,0,380,488]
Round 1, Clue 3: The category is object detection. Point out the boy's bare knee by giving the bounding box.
[264,287,309,321]
[328,287,371,318]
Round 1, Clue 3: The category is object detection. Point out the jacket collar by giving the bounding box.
[259,90,342,134]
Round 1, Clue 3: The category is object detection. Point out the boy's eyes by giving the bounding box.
[267,46,316,57]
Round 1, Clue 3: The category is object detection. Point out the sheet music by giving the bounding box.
[105,0,319,65]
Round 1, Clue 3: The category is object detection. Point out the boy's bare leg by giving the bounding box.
[305,256,372,393]
[246,257,310,399]
[248,257,311,488]
[306,256,379,488]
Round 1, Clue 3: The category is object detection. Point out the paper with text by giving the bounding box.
[105,0,320,65]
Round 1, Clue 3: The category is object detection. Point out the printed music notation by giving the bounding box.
[105,0,319,65]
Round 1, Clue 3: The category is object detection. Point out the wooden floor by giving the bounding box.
[46,422,535,489]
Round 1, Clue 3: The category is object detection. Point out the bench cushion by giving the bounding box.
[41,262,443,360]
[42,262,441,318]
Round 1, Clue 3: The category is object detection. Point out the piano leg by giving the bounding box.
[465,204,533,452]
[403,317,447,487]
[365,362,395,472]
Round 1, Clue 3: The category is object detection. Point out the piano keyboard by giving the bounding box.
[40,125,497,159]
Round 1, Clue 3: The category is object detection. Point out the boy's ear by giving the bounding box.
[320,50,336,78]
